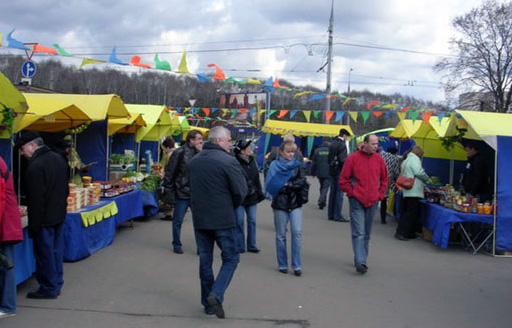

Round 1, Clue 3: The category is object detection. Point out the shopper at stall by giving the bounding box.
[310,139,331,210]
[189,126,247,319]
[233,139,264,253]
[16,131,69,299]
[157,137,176,221]
[379,147,400,224]
[162,130,203,253]
[0,156,23,318]
[339,135,388,274]
[327,128,351,222]
[395,146,431,241]
[462,143,489,201]
[265,142,309,277]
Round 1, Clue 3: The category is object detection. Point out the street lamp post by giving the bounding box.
[347,68,353,95]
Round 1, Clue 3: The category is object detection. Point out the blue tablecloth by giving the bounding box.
[13,228,35,285]
[64,189,144,261]
[140,190,159,217]
[420,201,493,249]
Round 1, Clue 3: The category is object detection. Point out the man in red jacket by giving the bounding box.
[339,135,388,274]
[0,156,23,318]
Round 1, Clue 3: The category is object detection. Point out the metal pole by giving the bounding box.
[347,68,353,95]
[324,0,334,113]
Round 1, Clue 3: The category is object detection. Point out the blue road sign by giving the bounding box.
[21,61,37,78]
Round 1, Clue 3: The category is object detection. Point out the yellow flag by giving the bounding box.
[348,111,358,123]
[76,58,105,70]
[247,78,262,85]
[178,50,190,74]
[303,110,311,122]
[0,32,2,47]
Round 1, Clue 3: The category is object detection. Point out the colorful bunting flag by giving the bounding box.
[108,47,127,65]
[207,64,226,80]
[178,50,190,74]
[263,77,274,92]
[53,44,73,56]
[309,94,326,101]
[421,111,434,126]
[6,29,28,50]
[335,111,344,122]
[76,58,105,70]
[325,111,334,122]
[130,56,151,68]
[360,111,371,124]
[348,111,358,123]
[247,78,262,85]
[154,53,171,71]
[293,91,315,99]
[277,110,289,118]
[372,111,384,117]
[196,73,212,82]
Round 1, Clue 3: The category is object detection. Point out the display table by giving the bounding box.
[13,227,35,285]
[420,201,493,253]
[63,189,144,261]
[140,190,159,217]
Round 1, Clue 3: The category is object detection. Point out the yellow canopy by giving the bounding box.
[125,104,172,142]
[108,112,146,135]
[0,71,28,138]
[261,120,354,137]
[20,93,130,121]
[455,110,512,150]
[16,94,91,133]
[184,126,209,140]
[389,119,422,139]
[169,115,190,136]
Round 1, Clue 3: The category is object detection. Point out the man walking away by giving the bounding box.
[310,139,330,210]
[189,126,247,319]
[327,128,351,222]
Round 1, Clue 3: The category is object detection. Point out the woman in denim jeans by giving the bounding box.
[264,142,308,276]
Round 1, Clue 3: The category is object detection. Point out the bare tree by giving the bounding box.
[435,0,512,112]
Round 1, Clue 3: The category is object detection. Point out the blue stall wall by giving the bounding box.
[496,136,512,251]
[422,157,467,186]
[0,138,12,168]
[140,141,159,166]
[111,133,136,155]
[256,133,309,170]
[76,121,108,181]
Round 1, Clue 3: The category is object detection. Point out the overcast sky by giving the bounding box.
[0,0,486,104]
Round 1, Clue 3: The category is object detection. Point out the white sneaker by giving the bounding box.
[0,311,16,319]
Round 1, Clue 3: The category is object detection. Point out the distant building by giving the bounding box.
[458,92,496,112]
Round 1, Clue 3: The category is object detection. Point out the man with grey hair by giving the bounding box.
[189,126,248,318]
[15,131,68,299]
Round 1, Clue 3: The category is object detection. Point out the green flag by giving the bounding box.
[53,44,73,56]
[154,54,171,71]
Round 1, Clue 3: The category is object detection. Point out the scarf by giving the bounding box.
[264,156,301,197]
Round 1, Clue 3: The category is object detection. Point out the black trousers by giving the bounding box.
[396,197,421,237]
[380,197,388,221]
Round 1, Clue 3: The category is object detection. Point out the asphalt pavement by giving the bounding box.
[4,175,512,328]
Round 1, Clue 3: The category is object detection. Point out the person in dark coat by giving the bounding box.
[265,142,309,277]
[462,143,489,201]
[233,139,264,253]
[189,126,247,319]
[310,139,330,209]
[162,130,203,253]
[327,128,351,222]
[16,131,68,299]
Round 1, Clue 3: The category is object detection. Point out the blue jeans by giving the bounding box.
[273,208,302,271]
[172,199,191,249]
[349,198,377,267]
[328,175,344,220]
[235,205,258,251]
[0,243,16,313]
[194,228,239,308]
[33,224,64,296]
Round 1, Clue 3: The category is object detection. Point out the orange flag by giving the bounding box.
[202,108,211,116]
[130,56,151,68]
[372,111,384,117]
[325,111,334,122]
[421,111,434,126]
[33,44,57,55]
[207,64,226,80]
[277,110,289,118]
[366,101,381,110]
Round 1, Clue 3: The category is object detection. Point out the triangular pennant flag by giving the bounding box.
[224,77,245,85]
[230,109,237,119]
[263,77,274,92]
[360,111,371,124]
[76,58,105,70]
[154,53,171,71]
[372,111,384,117]
[32,44,57,55]
[348,111,358,123]
[397,112,406,121]
[178,50,190,74]
[326,94,340,99]
[293,91,314,99]
[325,111,334,122]
[130,56,151,68]
[312,110,321,119]
[335,111,345,122]
[53,44,73,56]
[421,111,434,126]
[221,109,228,116]
[290,110,298,119]
[409,111,420,123]
[400,106,415,113]
[108,47,127,65]
[277,110,289,118]
[6,29,29,50]
[382,104,398,109]
[273,77,289,89]
[211,108,219,114]
[302,111,311,122]
[196,73,212,82]
[202,108,210,116]
[247,78,262,85]
[309,94,327,101]
[268,109,277,117]
[384,111,391,118]
[436,112,444,124]
[366,101,381,110]
[207,64,226,80]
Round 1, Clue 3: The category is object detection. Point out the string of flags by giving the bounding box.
[2,28,446,114]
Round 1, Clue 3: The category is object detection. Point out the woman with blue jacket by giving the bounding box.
[395,146,430,241]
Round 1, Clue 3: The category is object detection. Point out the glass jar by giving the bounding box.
[477,203,484,214]
[483,202,492,215]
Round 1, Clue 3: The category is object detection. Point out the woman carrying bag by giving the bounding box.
[264,142,309,276]
[395,146,430,241]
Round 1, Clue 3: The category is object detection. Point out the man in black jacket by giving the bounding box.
[311,139,331,209]
[189,126,247,319]
[16,131,68,299]
[162,130,203,254]
[327,128,351,222]
[463,143,489,201]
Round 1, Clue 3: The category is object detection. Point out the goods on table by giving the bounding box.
[424,184,495,215]
[67,183,102,212]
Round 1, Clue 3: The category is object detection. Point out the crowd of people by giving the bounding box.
[0,127,491,320]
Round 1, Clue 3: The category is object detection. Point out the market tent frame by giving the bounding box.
[125,104,172,142]
[17,94,92,132]
[455,110,512,254]
[108,111,147,135]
